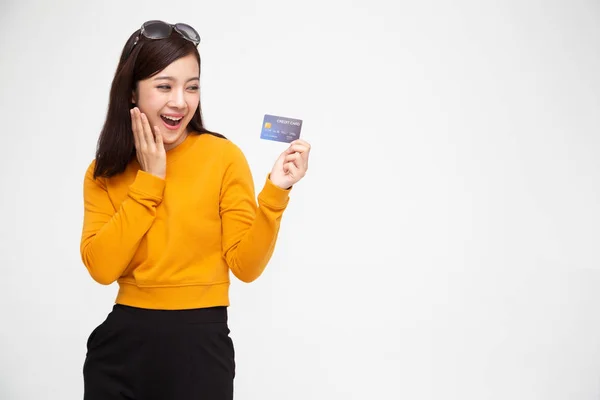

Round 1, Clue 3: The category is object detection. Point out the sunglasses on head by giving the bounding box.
[129,20,200,55]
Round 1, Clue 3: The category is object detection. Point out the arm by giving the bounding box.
[80,161,165,285]
[220,144,291,283]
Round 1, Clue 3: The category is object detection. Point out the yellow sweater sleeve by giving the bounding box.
[80,161,166,285]
[220,143,291,282]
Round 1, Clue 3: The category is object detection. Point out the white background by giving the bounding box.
[1,0,599,399]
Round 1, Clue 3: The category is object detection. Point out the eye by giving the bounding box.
[187,85,199,91]
[157,85,171,90]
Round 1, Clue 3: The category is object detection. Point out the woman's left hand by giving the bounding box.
[269,139,311,190]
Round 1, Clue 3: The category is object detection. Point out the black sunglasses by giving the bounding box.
[129,20,200,55]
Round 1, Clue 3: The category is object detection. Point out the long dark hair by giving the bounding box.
[93,29,224,178]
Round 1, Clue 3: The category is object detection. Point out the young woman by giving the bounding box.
[80,20,310,399]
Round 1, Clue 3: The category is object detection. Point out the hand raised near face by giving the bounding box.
[131,107,167,180]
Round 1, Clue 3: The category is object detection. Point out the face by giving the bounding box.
[133,53,200,151]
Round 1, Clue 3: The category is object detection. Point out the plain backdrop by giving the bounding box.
[1,0,599,399]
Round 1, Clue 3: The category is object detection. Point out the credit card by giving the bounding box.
[260,114,302,143]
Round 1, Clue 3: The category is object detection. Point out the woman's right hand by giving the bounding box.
[131,107,166,180]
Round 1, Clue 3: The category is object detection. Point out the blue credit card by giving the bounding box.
[260,114,302,143]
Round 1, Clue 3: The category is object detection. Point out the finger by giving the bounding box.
[290,139,311,150]
[134,108,146,148]
[291,139,309,145]
[285,143,310,154]
[286,150,309,170]
[154,126,164,151]
[293,153,305,171]
[284,153,302,168]
[293,141,311,165]
[140,112,155,149]
[130,109,140,149]
[284,152,299,162]
[286,161,301,177]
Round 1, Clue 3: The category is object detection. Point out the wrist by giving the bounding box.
[268,174,291,190]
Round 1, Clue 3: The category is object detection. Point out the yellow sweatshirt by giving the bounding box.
[80,132,291,310]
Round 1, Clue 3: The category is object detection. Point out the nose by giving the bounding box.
[168,89,186,109]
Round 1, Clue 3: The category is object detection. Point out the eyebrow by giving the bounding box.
[153,76,199,82]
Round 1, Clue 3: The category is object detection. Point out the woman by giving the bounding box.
[80,20,310,399]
